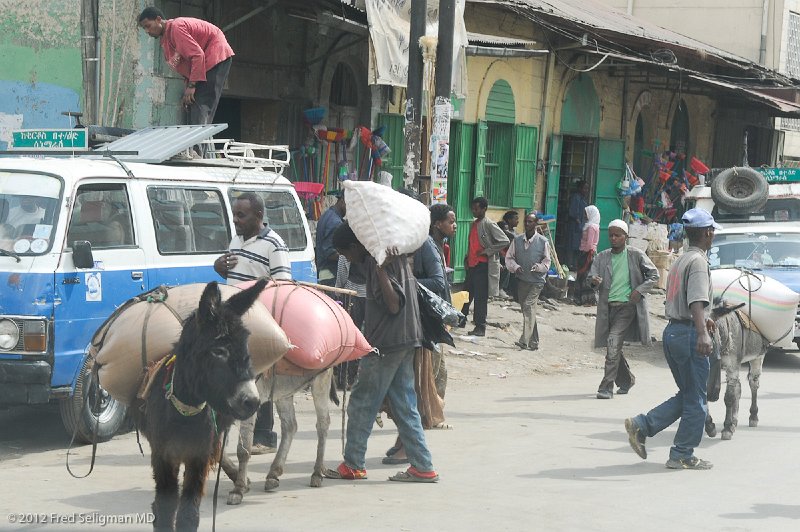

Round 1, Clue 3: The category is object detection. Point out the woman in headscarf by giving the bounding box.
[574,205,600,305]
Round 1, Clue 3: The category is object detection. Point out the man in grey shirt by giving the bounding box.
[624,208,720,470]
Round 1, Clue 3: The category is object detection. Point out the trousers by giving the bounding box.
[598,302,637,392]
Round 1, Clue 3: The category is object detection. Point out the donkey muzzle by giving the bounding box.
[228,379,260,420]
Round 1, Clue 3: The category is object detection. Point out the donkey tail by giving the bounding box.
[329,378,340,406]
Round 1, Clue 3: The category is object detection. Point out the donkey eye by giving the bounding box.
[210,347,229,361]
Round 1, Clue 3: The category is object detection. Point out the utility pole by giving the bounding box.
[80,0,100,125]
[404,0,426,188]
[430,0,455,205]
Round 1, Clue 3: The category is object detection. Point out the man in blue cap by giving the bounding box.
[624,208,721,470]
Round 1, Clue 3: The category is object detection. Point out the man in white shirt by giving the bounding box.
[6,197,44,228]
[214,191,291,454]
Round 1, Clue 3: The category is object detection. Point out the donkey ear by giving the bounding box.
[226,279,267,317]
[198,281,223,323]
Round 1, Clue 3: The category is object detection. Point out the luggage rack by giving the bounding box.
[200,139,290,174]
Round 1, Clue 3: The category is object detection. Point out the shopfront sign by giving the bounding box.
[11,129,88,151]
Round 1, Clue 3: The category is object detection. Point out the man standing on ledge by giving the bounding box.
[138,6,233,128]
[624,208,719,470]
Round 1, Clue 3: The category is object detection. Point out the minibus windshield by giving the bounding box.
[0,172,62,256]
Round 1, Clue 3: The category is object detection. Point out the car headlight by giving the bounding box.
[0,319,20,350]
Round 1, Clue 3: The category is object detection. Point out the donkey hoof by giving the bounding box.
[227,491,244,506]
[705,424,717,438]
[264,478,280,491]
[749,419,759,428]
[721,430,733,440]
[310,474,323,488]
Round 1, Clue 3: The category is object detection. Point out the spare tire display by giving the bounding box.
[710,167,769,214]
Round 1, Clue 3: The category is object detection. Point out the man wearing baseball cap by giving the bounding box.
[624,208,721,470]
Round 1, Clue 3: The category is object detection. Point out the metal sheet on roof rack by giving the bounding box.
[93,124,228,163]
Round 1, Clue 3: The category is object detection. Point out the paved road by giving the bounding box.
[1,351,800,532]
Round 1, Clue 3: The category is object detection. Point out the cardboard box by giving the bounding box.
[628,223,648,239]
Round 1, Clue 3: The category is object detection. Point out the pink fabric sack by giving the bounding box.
[237,280,373,370]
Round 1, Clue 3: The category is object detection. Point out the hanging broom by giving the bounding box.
[420,35,438,151]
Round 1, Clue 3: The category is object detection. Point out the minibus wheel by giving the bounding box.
[59,357,127,443]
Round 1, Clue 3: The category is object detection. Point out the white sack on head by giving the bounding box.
[343,180,430,265]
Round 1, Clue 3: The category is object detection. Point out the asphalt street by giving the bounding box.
[1,351,799,532]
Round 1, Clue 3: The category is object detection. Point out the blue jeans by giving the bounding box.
[633,322,710,460]
[344,347,434,471]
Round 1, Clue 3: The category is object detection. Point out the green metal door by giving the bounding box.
[595,138,625,251]
[377,113,406,188]
[545,134,563,222]
[448,121,476,283]
[474,120,487,198]
[512,125,538,209]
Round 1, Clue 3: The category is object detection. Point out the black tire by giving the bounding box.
[710,166,769,214]
[59,357,126,444]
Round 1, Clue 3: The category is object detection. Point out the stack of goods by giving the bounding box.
[343,179,430,266]
[90,284,292,405]
[627,222,673,289]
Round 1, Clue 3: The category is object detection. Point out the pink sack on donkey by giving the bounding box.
[237,280,373,370]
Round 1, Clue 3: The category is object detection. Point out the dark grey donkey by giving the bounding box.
[706,302,770,441]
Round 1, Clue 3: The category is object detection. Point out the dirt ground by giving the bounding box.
[444,286,670,388]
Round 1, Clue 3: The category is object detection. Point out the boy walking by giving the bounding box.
[589,219,658,399]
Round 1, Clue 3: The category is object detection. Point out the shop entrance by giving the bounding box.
[553,136,596,269]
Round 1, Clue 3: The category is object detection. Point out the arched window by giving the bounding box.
[670,100,690,175]
[330,63,358,107]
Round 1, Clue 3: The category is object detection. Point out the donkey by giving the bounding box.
[135,280,265,532]
[705,302,770,441]
[220,368,338,505]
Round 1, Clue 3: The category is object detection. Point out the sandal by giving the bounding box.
[388,466,439,483]
[325,462,368,480]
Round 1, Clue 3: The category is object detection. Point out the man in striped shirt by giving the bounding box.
[214,191,291,453]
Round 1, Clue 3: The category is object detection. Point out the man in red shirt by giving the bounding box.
[459,197,509,336]
[138,6,234,130]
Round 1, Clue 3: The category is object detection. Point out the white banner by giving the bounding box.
[365,0,468,97]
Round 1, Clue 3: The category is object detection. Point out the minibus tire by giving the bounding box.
[59,358,127,444]
[710,166,769,214]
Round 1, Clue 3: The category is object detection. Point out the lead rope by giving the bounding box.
[212,428,229,532]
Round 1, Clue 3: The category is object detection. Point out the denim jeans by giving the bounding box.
[344,347,434,471]
[633,322,710,460]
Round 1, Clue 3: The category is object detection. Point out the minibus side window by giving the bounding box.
[147,187,229,254]
[229,189,307,251]
[67,185,134,249]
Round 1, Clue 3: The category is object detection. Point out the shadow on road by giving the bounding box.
[719,503,800,521]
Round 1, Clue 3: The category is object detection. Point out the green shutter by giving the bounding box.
[545,134,562,220]
[377,113,406,188]
[474,120,487,198]
[486,80,516,124]
[512,125,538,209]
[448,121,476,283]
[595,138,626,251]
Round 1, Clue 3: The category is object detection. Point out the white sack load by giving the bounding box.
[343,180,430,265]
[89,283,291,405]
[711,268,800,343]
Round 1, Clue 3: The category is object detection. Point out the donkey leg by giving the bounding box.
[227,414,255,505]
[705,412,717,438]
[310,369,333,487]
[722,374,741,441]
[265,394,297,492]
[175,458,209,532]
[151,454,180,532]
[748,355,764,428]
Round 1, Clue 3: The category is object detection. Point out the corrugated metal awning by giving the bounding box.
[467,31,538,48]
[94,124,228,163]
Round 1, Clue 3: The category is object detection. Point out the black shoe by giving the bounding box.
[468,325,485,337]
[457,315,467,328]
